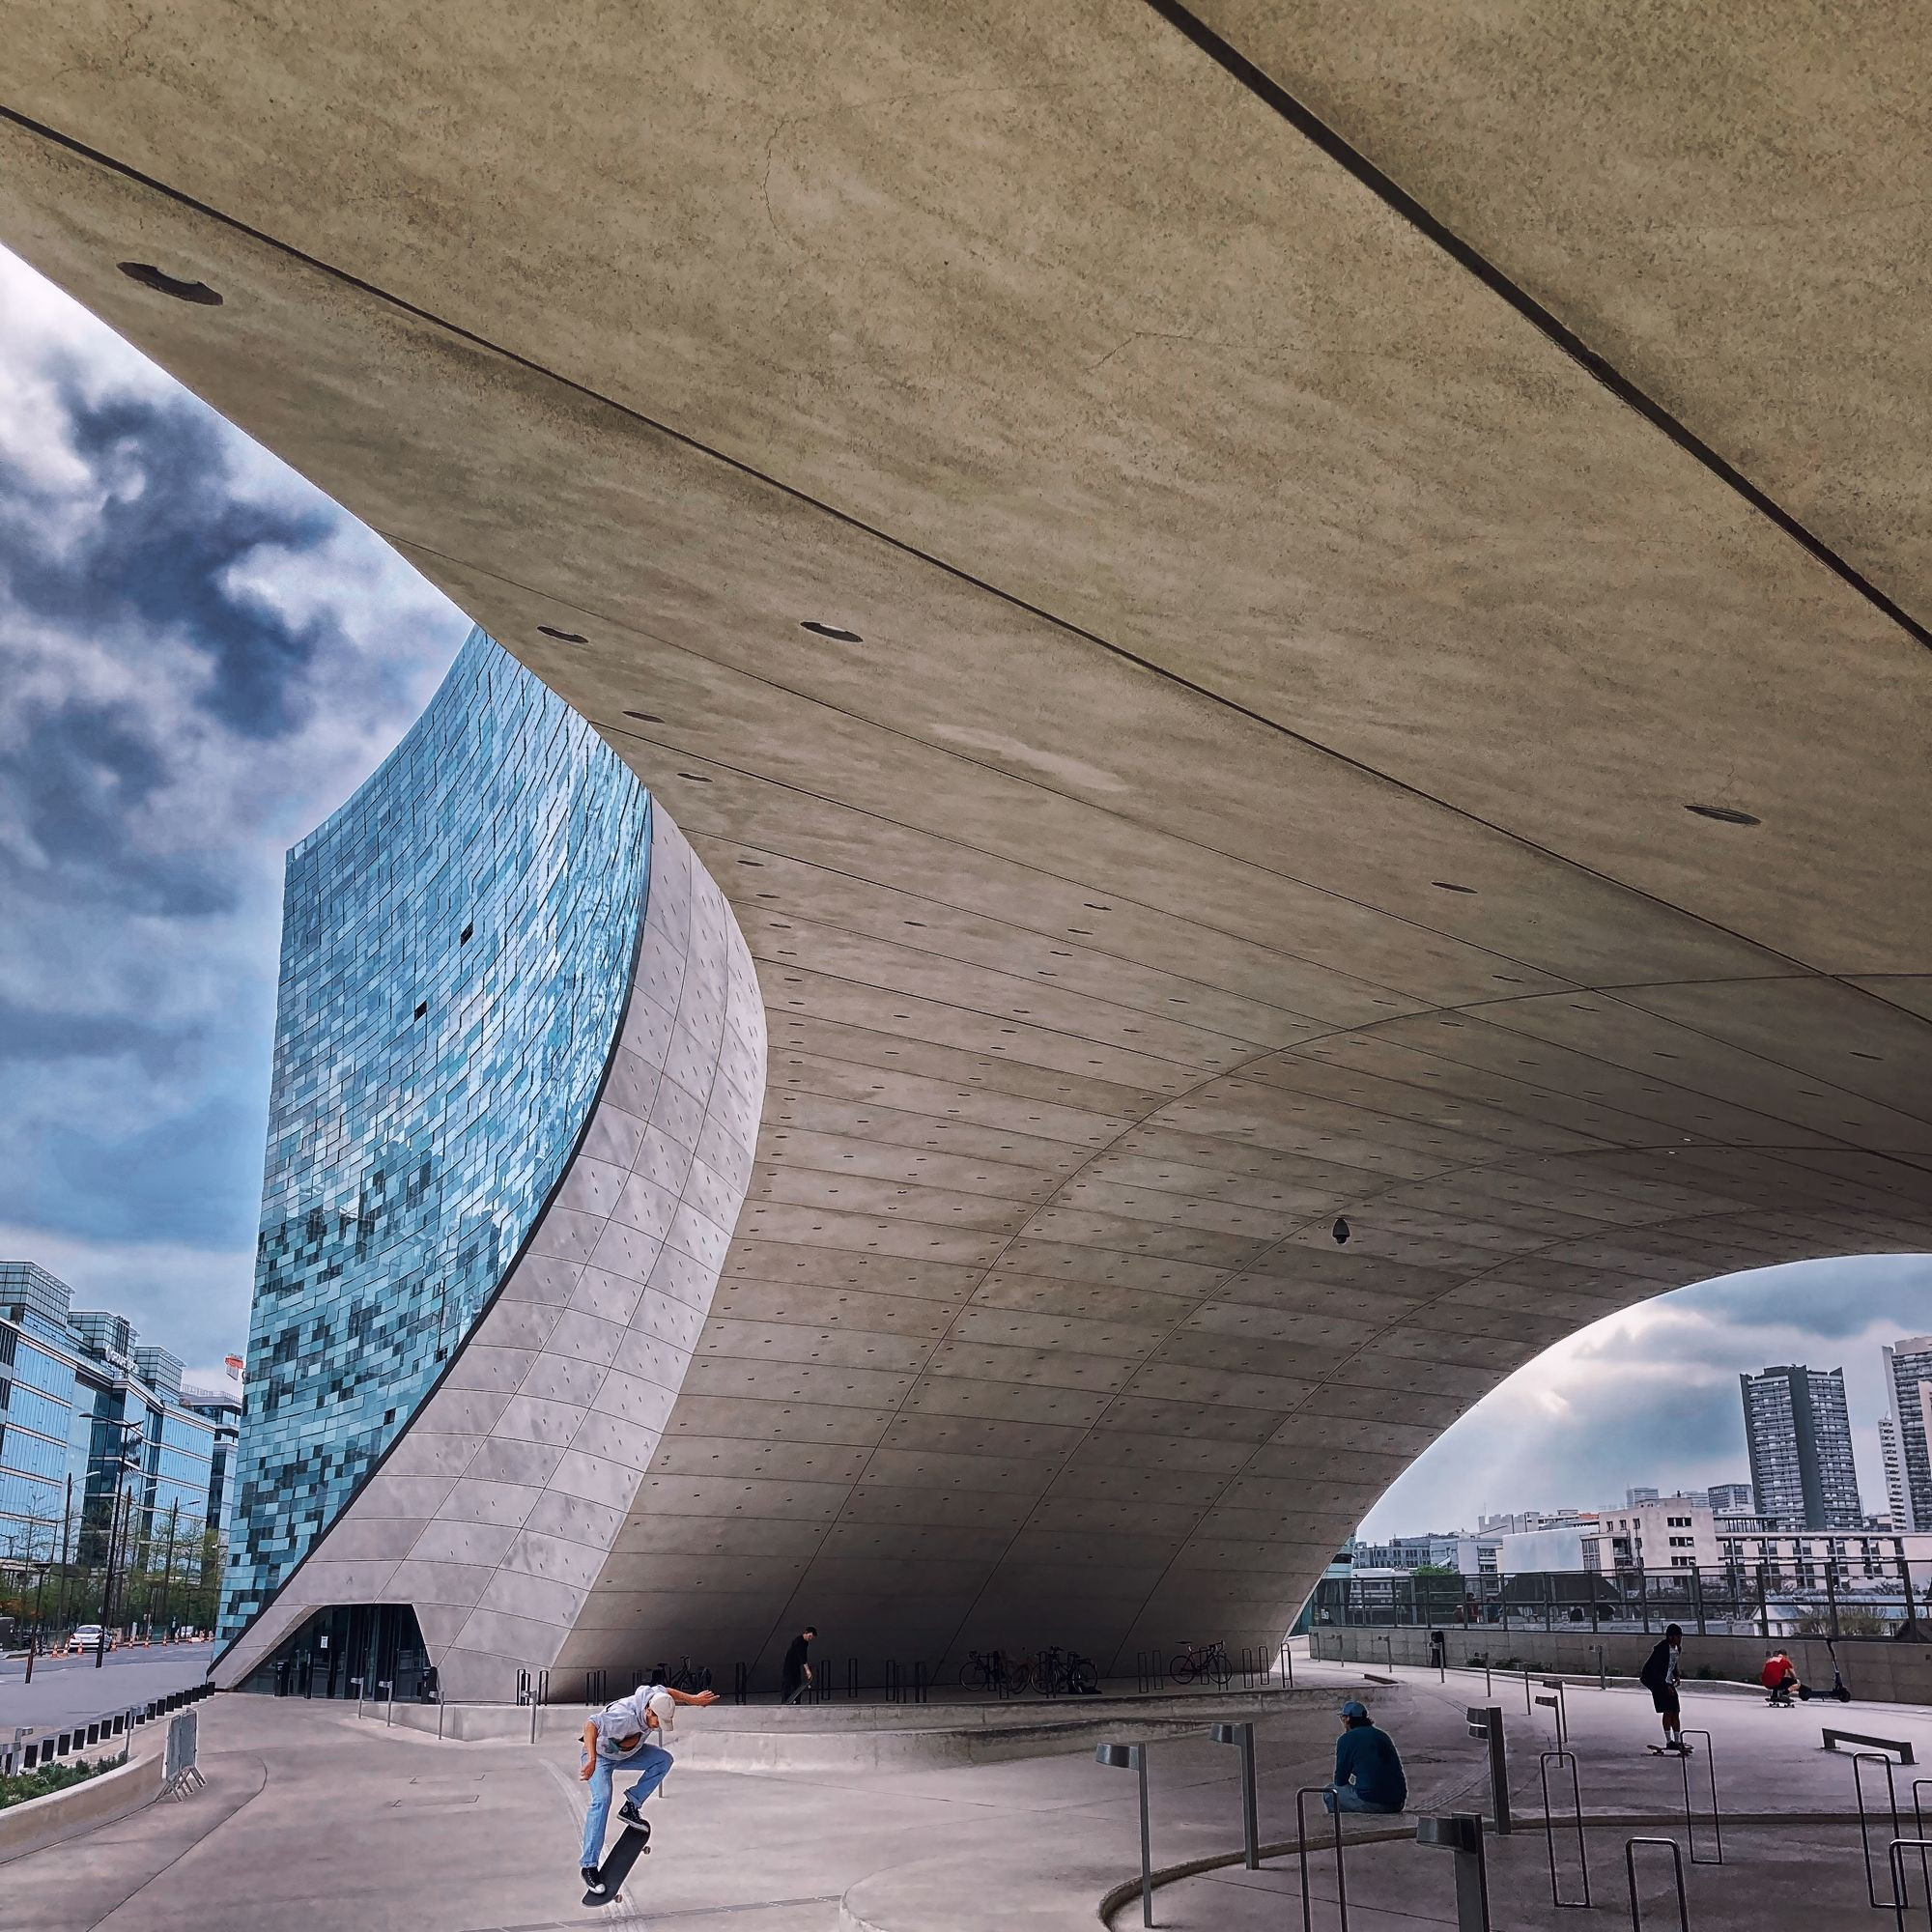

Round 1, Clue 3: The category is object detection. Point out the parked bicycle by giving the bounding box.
[1016,1645,1099,1695]
[661,1655,713,1693]
[1167,1638,1231,1686]
[958,1648,1017,1693]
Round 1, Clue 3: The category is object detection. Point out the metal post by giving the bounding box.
[1859,1752,1906,1909]
[1624,1837,1688,1931]
[1758,1563,1772,1640]
[1690,1566,1705,1637]
[1678,1730,1721,1864]
[1829,1559,1840,1641]
[1416,1814,1491,1932]
[1466,1706,1509,1835]
[1295,1786,1350,1932]
[1211,1722,1260,1871]
[1540,1750,1590,1908]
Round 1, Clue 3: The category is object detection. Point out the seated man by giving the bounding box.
[1761,1650,1801,1706]
[1323,1699,1407,1814]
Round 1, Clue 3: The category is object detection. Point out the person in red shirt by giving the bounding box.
[1762,1649,1801,1706]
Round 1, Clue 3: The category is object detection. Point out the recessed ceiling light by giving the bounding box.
[624,710,663,724]
[800,621,863,642]
[1432,881,1477,895]
[1684,803,1760,825]
[118,262,222,305]
[538,625,588,643]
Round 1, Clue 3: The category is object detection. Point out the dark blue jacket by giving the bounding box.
[1334,1722,1406,1809]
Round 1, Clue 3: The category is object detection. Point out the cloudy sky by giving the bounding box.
[0,244,468,1380]
[3,243,1927,1516]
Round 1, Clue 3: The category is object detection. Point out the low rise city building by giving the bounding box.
[0,1261,238,1591]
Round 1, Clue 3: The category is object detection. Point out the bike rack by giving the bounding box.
[1886,1840,1932,1931]
[1294,1785,1350,1932]
[1539,1749,1590,1908]
[1861,1751,1908,1909]
[1624,1837,1687,1931]
[731,1662,749,1705]
[527,1668,548,1745]
[1678,1730,1721,1866]
[583,1668,607,1706]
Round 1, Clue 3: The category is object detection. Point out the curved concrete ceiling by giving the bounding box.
[6,3,1929,1671]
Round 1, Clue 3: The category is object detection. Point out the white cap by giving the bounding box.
[648,1690,676,1736]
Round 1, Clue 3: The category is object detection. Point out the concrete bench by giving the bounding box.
[1823,1728,1916,1764]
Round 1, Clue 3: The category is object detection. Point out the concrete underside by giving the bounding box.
[4,5,1931,1682]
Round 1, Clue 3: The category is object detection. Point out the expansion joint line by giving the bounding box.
[1140,0,1932,656]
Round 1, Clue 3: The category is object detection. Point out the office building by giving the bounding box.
[1741,1365,1862,1530]
[1626,1486,1660,1507]
[1707,1482,1754,1516]
[0,1260,235,1576]
[1884,1341,1932,1534]
[213,633,760,1700]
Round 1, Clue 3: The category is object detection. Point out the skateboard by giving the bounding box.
[1645,1744,1695,1756]
[582,1820,649,1907]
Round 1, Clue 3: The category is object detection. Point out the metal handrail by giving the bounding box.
[1539,1748,1590,1907]
[1887,1839,1932,1932]
[1861,1751,1907,1907]
[1294,1785,1350,1932]
[1624,1836,1687,1931]
[1677,1730,1721,1865]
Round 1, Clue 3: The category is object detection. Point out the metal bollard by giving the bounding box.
[1859,1752,1906,1908]
[1416,1814,1491,1932]
[1294,1785,1350,1931]
[1623,1837,1687,1931]
[1465,1706,1510,1835]
[1678,1730,1722,1865]
[1539,1750,1590,1908]
[1210,1721,1260,1871]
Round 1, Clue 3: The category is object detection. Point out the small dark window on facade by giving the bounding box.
[413,1001,428,1020]
[459,922,473,944]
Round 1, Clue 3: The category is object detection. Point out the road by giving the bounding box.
[0,1642,213,1736]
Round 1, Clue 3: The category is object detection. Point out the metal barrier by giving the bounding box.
[1624,1836,1688,1930]
[1294,1785,1350,1932]
[731,1662,749,1705]
[1677,1731,1721,1865]
[1886,1839,1932,1931]
[583,1668,608,1706]
[1861,1751,1908,1908]
[162,1711,204,1799]
[1539,1749,1590,1908]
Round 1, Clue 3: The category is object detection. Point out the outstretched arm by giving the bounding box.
[667,1688,717,1706]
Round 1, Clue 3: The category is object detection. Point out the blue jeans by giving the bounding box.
[582,1743,672,1866]
[1324,1783,1401,1815]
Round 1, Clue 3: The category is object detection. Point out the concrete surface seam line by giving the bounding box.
[1136,0,1932,657]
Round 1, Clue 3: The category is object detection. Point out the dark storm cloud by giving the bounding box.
[0,242,468,1353]
[0,369,343,739]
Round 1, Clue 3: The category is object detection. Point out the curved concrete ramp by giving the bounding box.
[4,3,1929,1681]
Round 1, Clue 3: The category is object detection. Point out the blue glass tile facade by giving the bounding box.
[217,630,651,1647]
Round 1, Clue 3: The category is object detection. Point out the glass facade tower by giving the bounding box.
[217,630,651,1650]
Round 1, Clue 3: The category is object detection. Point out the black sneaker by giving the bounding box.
[582,1867,607,1895]
[618,1803,651,1835]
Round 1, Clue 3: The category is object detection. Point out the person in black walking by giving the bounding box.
[781,1625,816,1704]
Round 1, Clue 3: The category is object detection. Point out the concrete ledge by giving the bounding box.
[0,1745,164,1865]
[381,1684,1327,1768]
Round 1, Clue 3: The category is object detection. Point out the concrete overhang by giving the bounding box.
[5,3,1928,1671]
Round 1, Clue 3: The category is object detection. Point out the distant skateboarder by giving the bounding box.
[781,1625,817,1705]
[1640,1623,1690,1755]
[578,1680,717,1896]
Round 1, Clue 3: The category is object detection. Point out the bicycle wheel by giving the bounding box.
[1168,1654,1196,1684]
[1069,1657,1098,1694]
[959,1661,980,1690]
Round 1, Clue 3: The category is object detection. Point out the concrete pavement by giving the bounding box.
[5,1650,1923,1930]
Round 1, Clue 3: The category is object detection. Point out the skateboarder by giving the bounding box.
[1640,1623,1690,1754]
[781,1625,816,1705]
[579,1680,718,1893]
